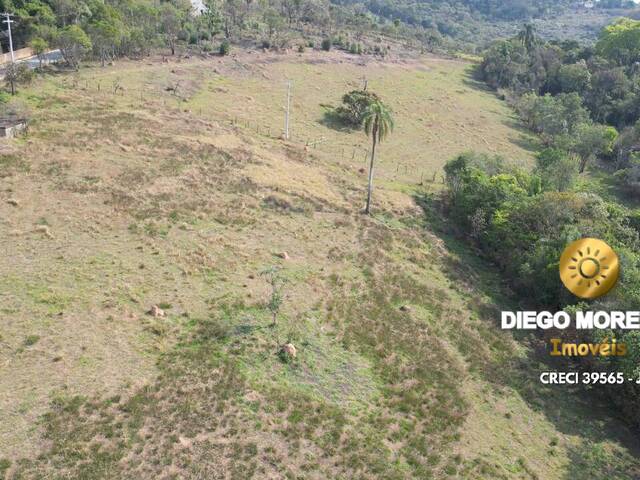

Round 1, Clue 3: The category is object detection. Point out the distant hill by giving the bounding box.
[332,0,639,47]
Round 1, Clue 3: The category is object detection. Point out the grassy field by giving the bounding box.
[0,48,638,479]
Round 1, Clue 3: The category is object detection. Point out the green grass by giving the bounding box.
[22,335,40,347]
[575,167,640,211]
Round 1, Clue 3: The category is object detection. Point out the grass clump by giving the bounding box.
[23,335,40,347]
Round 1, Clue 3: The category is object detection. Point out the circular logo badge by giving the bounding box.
[559,238,619,299]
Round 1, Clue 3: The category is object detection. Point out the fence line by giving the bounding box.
[225,113,444,184]
[74,78,444,186]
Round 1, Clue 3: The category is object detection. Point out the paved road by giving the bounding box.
[0,49,62,78]
[18,49,63,69]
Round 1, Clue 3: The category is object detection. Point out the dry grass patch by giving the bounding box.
[1,51,639,480]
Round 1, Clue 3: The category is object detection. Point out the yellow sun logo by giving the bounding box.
[559,238,619,299]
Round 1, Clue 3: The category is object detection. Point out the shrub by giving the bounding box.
[30,37,48,68]
[441,150,640,428]
[535,149,578,192]
[333,90,380,127]
[219,39,230,56]
[261,39,271,49]
[57,25,92,69]
[297,44,305,53]
[614,155,640,196]
[321,38,331,51]
[4,63,34,95]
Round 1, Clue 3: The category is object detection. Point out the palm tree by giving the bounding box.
[362,100,394,215]
[518,23,537,55]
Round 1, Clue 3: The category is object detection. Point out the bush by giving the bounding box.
[30,37,48,67]
[219,39,230,56]
[4,63,34,95]
[297,44,305,53]
[333,90,380,127]
[614,155,640,196]
[535,149,578,192]
[57,24,92,69]
[261,39,271,49]
[442,151,640,302]
[321,38,331,51]
[442,150,640,428]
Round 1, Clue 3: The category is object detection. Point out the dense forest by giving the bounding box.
[0,0,420,66]
[0,0,637,65]
[442,18,640,429]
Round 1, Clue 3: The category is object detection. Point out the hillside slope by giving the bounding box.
[338,0,639,45]
[1,50,639,479]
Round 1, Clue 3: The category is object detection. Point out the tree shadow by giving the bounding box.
[460,64,494,94]
[502,117,543,153]
[318,107,360,133]
[413,192,640,474]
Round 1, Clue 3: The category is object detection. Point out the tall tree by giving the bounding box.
[362,100,394,214]
[30,37,48,69]
[202,0,223,37]
[160,3,182,55]
[597,18,640,65]
[517,23,537,54]
[57,24,92,70]
[4,62,33,95]
[571,123,618,173]
[88,19,123,66]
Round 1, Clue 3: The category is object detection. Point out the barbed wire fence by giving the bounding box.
[223,112,445,187]
[74,77,445,187]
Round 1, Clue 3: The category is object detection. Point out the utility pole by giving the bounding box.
[2,13,14,63]
[284,80,291,140]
